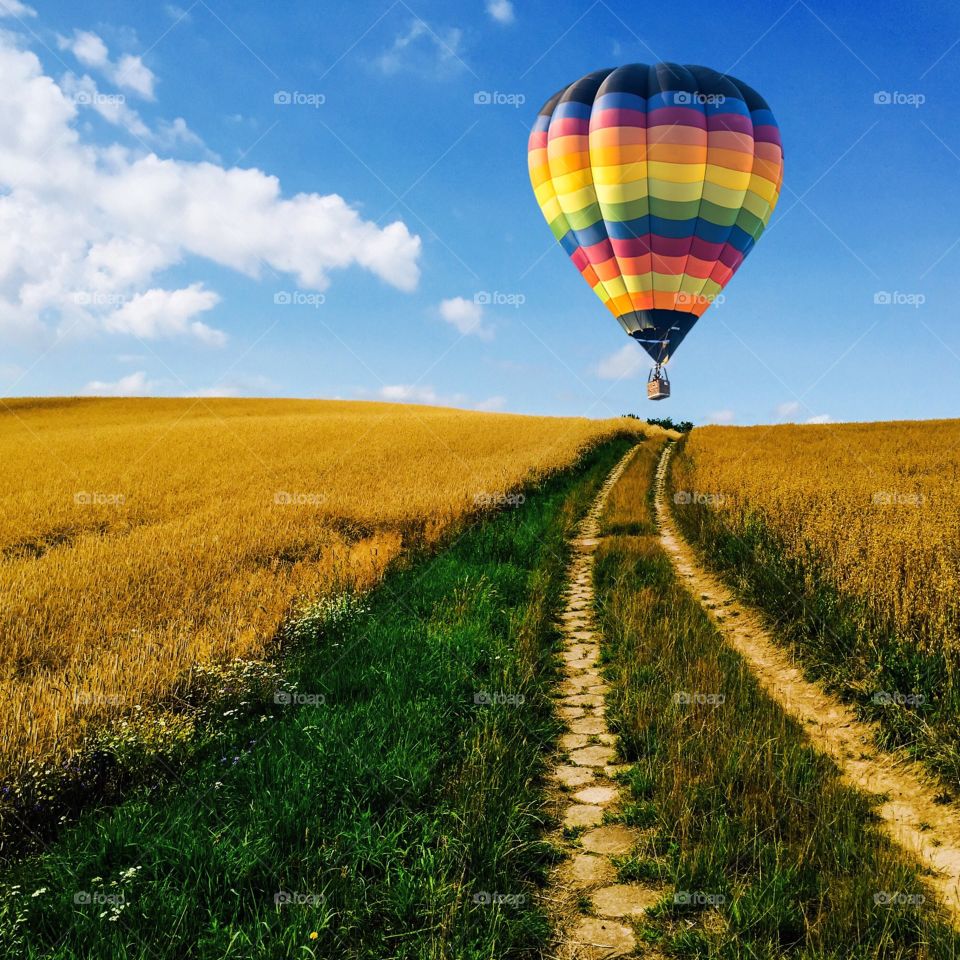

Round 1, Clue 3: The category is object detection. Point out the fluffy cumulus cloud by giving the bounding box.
[439,296,492,339]
[376,384,470,407]
[0,30,421,347]
[104,284,224,345]
[595,342,647,379]
[378,384,439,404]
[806,413,832,424]
[486,0,515,24]
[82,370,159,396]
[776,400,801,419]
[0,1,36,18]
[58,29,156,99]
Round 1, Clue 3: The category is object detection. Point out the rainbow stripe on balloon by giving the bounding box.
[528,63,783,363]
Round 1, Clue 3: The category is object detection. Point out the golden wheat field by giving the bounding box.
[672,419,960,653]
[0,397,658,776]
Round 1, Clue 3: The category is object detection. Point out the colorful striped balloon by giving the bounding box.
[528,63,783,364]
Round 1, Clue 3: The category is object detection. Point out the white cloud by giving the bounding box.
[378,384,439,404]
[114,53,155,99]
[58,72,212,157]
[0,33,421,346]
[82,370,158,396]
[164,5,191,22]
[486,0,515,24]
[58,30,156,99]
[595,342,646,379]
[805,413,832,424]
[59,72,150,138]
[104,284,225,345]
[475,395,506,411]
[154,116,206,151]
[439,296,492,339]
[63,30,108,68]
[375,384,469,407]
[706,409,735,425]
[376,20,466,76]
[0,1,37,17]
[776,400,801,419]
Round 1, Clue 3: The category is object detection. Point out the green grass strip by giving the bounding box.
[594,524,960,956]
[0,437,636,959]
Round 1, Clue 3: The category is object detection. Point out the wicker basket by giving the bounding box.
[647,378,670,401]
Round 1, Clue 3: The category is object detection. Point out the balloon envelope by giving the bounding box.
[528,63,783,363]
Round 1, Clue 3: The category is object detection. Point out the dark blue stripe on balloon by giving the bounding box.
[572,221,609,247]
[593,92,647,111]
[750,108,778,127]
[727,225,754,253]
[606,217,652,240]
[559,231,579,256]
[552,101,592,120]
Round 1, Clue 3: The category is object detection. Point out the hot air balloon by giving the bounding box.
[527,63,783,400]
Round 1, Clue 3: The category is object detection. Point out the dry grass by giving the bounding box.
[0,397,661,776]
[599,439,663,536]
[672,420,960,654]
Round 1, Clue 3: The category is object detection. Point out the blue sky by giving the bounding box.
[2,0,959,425]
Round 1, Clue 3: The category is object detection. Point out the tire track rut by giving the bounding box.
[655,441,960,924]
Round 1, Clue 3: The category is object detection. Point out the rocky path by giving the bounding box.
[544,446,661,959]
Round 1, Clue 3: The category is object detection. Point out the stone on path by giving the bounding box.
[592,883,660,918]
[570,744,616,767]
[574,784,618,806]
[581,825,638,856]
[553,764,596,789]
[569,716,606,735]
[568,917,636,958]
[566,852,617,886]
[564,803,605,828]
